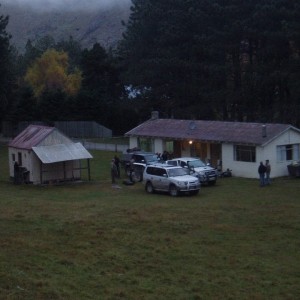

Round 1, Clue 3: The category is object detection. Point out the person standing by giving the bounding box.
[265,159,271,185]
[129,158,135,182]
[13,161,20,184]
[258,161,267,187]
[111,158,118,184]
[162,150,169,161]
[114,155,120,178]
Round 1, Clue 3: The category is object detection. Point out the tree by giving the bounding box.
[0,7,15,128]
[24,49,82,98]
[56,36,82,72]
[78,43,125,133]
[117,0,216,119]
[117,0,300,125]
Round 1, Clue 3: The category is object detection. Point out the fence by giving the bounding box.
[54,121,112,138]
[80,141,129,153]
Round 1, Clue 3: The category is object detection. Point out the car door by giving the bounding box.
[147,167,162,190]
[156,168,169,191]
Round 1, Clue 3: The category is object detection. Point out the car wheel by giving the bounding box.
[169,184,179,197]
[145,182,154,194]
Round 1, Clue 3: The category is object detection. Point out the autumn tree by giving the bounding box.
[25,48,82,98]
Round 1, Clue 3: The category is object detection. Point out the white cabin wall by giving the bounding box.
[153,139,163,155]
[263,130,300,177]
[222,144,259,178]
[129,137,138,149]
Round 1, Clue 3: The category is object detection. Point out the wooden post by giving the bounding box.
[87,159,91,181]
[40,161,43,184]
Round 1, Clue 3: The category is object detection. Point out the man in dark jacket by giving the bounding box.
[258,161,267,187]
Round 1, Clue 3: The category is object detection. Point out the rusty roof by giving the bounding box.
[125,119,299,146]
[8,125,55,150]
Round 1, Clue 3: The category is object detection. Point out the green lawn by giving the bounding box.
[0,143,299,299]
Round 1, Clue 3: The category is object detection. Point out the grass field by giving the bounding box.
[0,143,299,299]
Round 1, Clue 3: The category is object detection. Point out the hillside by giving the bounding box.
[1,2,130,52]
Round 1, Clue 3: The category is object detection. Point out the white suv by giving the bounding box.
[143,163,200,196]
[166,157,218,185]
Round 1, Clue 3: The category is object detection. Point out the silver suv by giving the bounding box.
[143,163,200,196]
[166,157,218,185]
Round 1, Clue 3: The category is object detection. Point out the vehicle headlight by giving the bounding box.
[177,181,188,186]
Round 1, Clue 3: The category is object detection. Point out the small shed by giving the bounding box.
[8,125,93,184]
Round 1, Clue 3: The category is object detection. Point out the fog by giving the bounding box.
[1,0,131,12]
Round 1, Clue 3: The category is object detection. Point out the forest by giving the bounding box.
[0,0,300,135]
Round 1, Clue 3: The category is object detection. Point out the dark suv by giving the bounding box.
[121,151,161,181]
[143,163,200,196]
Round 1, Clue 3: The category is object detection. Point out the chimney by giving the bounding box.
[151,111,159,120]
[262,125,267,138]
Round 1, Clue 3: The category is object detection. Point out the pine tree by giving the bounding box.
[117,0,300,125]
[0,8,14,128]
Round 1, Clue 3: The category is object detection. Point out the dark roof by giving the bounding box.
[8,125,55,150]
[125,119,299,145]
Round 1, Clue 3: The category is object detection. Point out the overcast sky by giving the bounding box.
[1,0,131,12]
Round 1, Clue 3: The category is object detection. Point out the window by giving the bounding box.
[167,160,177,166]
[277,144,300,162]
[234,145,256,162]
[180,161,187,167]
[157,168,166,177]
[146,167,156,175]
[139,138,153,152]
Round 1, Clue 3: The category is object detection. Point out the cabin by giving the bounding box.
[8,125,93,184]
[125,112,300,178]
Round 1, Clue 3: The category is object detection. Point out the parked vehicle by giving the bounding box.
[143,163,200,196]
[120,150,161,181]
[166,157,218,185]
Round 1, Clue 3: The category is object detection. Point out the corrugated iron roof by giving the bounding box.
[8,125,55,150]
[32,143,93,164]
[125,119,298,145]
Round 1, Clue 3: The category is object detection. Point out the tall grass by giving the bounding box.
[0,143,299,299]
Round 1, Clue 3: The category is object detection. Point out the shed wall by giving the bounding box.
[30,152,81,184]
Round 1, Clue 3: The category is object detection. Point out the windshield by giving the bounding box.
[187,159,206,168]
[167,168,190,177]
[145,155,160,163]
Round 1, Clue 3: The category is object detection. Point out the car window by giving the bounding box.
[167,160,177,166]
[146,166,156,175]
[180,161,187,168]
[144,155,160,164]
[133,155,144,163]
[168,168,189,177]
[157,168,166,177]
[187,159,206,168]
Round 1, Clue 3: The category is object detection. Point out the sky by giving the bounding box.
[1,0,131,12]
